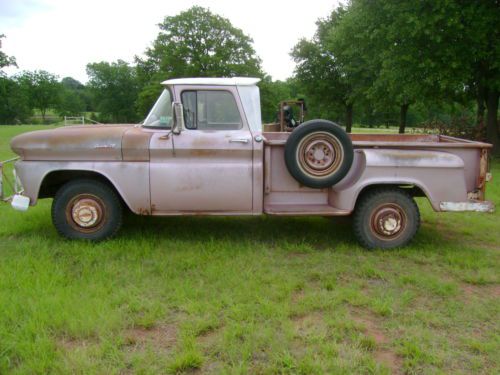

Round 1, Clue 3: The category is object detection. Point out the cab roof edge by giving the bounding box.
[161,77,261,86]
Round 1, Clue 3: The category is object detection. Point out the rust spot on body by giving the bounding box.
[190,150,217,157]
[137,207,151,215]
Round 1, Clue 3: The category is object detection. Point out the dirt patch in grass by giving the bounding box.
[461,283,500,302]
[291,289,305,304]
[286,251,310,258]
[290,310,327,358]
[292,311,327,345]
[350,309,403,374]
[432,219,457,242]
[57,336,97,352]
[292,310,325,329]
[196,324,224,373]
[123,323,177,352]
[197,324,222,352]
[194,361,222,375]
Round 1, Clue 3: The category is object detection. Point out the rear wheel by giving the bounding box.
[52,179,123,241]
[353,187,420,249]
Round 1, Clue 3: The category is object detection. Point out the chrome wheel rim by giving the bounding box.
[370,203,407,240]
[296,131,344,178]
[66,194,106,233]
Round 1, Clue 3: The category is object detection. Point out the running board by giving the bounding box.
[264,204,350,216]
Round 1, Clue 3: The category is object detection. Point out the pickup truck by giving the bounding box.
[2,77,494,249]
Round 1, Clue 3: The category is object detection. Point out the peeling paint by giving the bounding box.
[363,149,464,168]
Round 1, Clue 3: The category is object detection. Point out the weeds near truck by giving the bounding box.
[0,126,498,374]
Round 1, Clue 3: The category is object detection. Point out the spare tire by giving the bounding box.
[284,120,354,189]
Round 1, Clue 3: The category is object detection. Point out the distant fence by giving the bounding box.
[64,116,101,125]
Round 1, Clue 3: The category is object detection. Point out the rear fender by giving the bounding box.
[330,149,467,211]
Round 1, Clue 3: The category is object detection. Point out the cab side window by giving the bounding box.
[181,90,242,130]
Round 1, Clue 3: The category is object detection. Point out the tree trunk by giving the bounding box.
[41,108,46,122]
[486,89,499,155]
[399,103,409,134]
[345,103,353,133]
[476,83,486,126]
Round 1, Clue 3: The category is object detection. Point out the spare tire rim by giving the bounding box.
[297,131,344,177]
[66,194,106,233]
[370,203,407,240]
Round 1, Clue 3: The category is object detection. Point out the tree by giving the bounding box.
[86,60,139,123]
[0,35,29,124]
[0,34,17,72]
[15,70,61,121]
[61,76,84,91]
[459,0,500,153]
[291,7,369,133]
[56,77,86,116]
[0,77,31,124]
[332,1,469,134]
[57,87,85,116]
[135,6,263,117]
[338,0,499,148]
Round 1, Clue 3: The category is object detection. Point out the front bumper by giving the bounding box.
[0,157,28,210]
[439,200,495,213]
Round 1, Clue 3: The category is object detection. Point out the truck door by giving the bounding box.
[149,87,254,213]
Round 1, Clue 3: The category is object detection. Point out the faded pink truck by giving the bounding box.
[1,77,494,248]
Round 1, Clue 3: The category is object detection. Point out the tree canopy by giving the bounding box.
[291,0,499,149]
[135,6,263,116]
[138,6,262,79]
[15,70,60,121]
[292,7,371,132]
[86,60,140,123]
[0,35,17,72]
[0,35,27,124]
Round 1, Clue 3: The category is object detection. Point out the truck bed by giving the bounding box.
[262,133,492,215]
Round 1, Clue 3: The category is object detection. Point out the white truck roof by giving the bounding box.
[161,77,260,86]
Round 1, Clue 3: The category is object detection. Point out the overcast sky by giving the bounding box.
[1,0,340,83]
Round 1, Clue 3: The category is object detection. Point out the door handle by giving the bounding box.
[229,138,249,144]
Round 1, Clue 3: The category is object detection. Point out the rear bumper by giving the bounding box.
[439,200,495,213]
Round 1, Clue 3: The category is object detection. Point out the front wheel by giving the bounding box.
[52,179,123,241]
[353,187,420,249]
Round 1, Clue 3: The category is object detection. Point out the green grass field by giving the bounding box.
[0,125,498,374]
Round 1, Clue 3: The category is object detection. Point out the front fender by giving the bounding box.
[14,161,151,214]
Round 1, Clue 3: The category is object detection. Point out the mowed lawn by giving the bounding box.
[0,125,498,375]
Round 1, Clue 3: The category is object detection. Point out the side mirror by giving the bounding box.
[172,102,185,135]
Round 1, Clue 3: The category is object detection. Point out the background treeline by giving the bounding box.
[0,2,498,152]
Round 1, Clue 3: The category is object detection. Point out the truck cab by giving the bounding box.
[144,78,264,214]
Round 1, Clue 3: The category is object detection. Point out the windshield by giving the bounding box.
[143,89,173,127]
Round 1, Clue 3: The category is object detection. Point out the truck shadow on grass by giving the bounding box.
[121,214,357,250]
[118,210,468,253]
[113,197,475,252]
